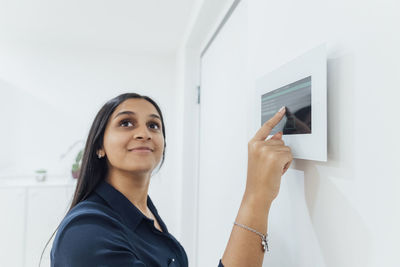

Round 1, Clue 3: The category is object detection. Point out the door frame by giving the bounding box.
[194,0,243,265]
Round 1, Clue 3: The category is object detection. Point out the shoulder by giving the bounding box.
[62,199,121,226]
[51,200,143,266]
[55,200,124,239]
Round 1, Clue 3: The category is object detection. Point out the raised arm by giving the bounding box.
[220,106,293,267]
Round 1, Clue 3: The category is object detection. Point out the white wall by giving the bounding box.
[249,0,400,266]
[0,39,185,262]
[181,0,400,266]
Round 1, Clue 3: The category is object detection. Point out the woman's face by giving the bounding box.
[100,98,164,176]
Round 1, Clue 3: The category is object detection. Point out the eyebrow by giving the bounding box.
[113,111,161,120]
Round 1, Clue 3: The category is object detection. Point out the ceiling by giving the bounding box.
[0,0,198,53]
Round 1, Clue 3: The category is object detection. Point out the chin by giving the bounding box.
[127,166,154,174]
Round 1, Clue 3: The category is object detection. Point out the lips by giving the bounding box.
[129,146,153,152]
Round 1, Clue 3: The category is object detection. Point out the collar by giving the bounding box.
[94,179,166,232]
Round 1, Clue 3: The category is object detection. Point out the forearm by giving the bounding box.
[221,192,272,267]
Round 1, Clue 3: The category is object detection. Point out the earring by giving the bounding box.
[97,151,104,159]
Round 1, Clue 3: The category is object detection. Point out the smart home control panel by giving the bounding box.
[255,44,327,161]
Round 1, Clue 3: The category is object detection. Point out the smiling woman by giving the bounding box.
[38,93,194,266]
[38,89,292,267]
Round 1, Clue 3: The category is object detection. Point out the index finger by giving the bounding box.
[252,106,286,141]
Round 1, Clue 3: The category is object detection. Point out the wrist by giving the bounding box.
[240,192,273,218]
[243,189,274,208]
[235,191,271,241]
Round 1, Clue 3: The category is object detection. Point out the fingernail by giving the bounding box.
[279,106,286,113]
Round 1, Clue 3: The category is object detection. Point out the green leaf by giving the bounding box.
[75,149,83,162]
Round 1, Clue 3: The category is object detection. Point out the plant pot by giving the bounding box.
[71,169,80,179]
[35,172,47,182]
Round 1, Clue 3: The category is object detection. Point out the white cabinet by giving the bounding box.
[0,179,76,267]
[25,186,74,267]
[0,187,26,267]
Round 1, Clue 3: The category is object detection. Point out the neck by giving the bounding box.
[105,168,151,215]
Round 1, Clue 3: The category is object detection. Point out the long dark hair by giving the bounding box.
[39,93,166,266]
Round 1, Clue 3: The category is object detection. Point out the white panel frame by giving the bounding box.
[255,44,327,162]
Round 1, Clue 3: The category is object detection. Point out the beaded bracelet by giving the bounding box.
[233,222,269,252]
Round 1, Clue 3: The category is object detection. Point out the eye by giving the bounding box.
[119,119,133,127]
[119,119,161,130]
[149,121,161,130]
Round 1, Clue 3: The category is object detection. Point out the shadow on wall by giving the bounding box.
[0,80,21,173]
[292,49,374,267]
[0,79,74,178]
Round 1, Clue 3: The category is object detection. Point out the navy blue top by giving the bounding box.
[50,180,225,267]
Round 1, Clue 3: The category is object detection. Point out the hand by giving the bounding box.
[245,107,293,203]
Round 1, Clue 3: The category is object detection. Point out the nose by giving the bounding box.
[133,124,152,140]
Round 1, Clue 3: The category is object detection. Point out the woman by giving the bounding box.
[45,93,292,266]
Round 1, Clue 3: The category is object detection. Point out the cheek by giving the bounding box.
[155,136,165,153]
[107,134,124,146]
[103,131,127,155]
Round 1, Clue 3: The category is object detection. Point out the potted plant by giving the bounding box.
[71,149,83,179]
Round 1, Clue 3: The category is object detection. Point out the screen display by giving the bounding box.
[261,76,312,135]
